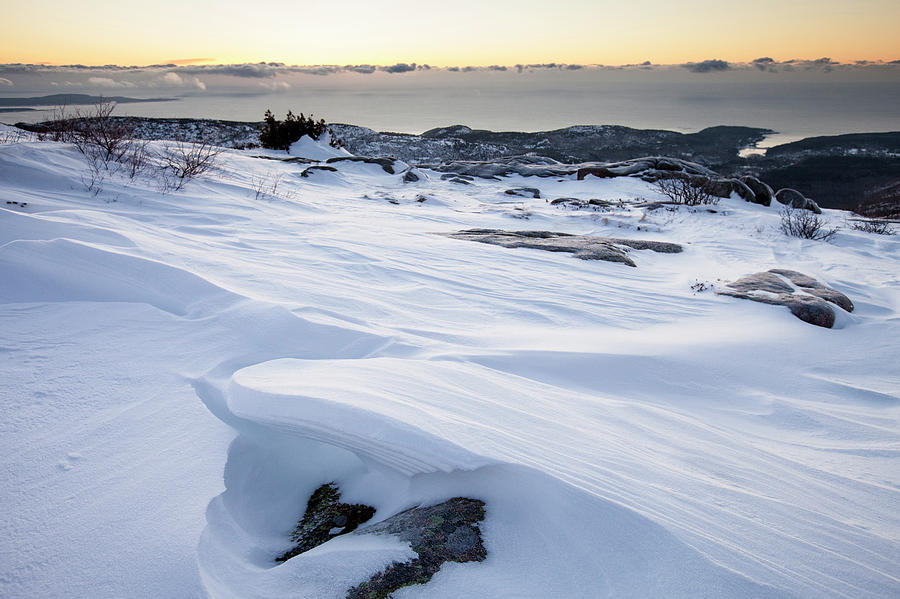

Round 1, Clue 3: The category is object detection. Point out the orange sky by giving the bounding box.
[2,0,898,66]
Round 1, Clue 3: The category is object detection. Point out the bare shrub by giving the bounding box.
[0,128,36,144]
[158,138,222,191]
[849,219,896,235]
[70,102,136,166]
[780,206,838,241]
[122,139,153,181]
[250,171,294,201]
[80,149,106,196]
[43,105,82,142]
[655,176,719,206]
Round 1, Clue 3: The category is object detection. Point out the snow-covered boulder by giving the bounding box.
[718,269,853,327]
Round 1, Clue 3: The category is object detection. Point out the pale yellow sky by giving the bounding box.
[2,0,898,66]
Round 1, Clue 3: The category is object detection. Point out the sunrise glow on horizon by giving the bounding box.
[2,0,899,67]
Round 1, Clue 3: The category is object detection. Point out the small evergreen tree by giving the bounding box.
[259,110,341,150]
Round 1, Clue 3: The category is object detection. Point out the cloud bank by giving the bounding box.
[1,58,896,97]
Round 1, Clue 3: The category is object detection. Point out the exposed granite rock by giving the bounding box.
[739,175,774,206]
[442,229,682,267]
[346,498,487,599]
[775,188,822,214]
[253,154,317,164]
[703,178,739,199]
[427,155,571,179]
[717,269,853,327]
[402,168,425,183]
[578,156,715,181]
[276,483,376,563]
[550,197,615,210]
[505,187,542,198]
[769,268,854,312]
[277,485,488,598]
[730,179,757,203]
[325,155,399,174]
[300,165,338,177]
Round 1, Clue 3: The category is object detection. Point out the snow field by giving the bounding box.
[1,137,898,598]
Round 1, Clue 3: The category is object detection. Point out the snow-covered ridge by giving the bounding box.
[1,135,898,599]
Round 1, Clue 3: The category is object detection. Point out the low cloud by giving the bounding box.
[260,79,291,90]
[380,63,417,74]
[1,59,896,96]
[752,57,776,71]
[683,59,731,73]
[161,72,183,85]
[345,64,376,74]
[88,76,136,88]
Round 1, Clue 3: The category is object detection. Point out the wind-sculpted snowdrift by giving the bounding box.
[197,358,788,599]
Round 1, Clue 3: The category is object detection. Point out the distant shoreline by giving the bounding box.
[0,94,179,108]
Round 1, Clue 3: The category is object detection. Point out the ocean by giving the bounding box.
[3,68,899,148]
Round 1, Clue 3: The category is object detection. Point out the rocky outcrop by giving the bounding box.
[505,187,542,198]
[775,188,822,213]
[277,484,488,599]
[729,179,757,203]
[577,156,715,181]
[325,155,401,174]
[717,269,853,327]
[739,176,774,206]
[442,229,682,267]
[300,165,338,177]
[550,198,616,210]
[346,498,487,599]
[402,167,425,183]
[426,155,572,179]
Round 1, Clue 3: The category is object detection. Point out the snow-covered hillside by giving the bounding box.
[1,133,898,599]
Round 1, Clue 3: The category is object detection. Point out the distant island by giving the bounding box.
[0,94,178,107]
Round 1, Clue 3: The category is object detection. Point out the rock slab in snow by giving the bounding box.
[347,498,487,599]
[443,229,683,267]
[718,269,854,327]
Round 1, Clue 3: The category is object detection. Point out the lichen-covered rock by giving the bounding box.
[739,175,774,206]
[346,498,486,599]
[717,269,853,327]
[442,229,682,267]
[775,188,822,214]
[276,483,376,562]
